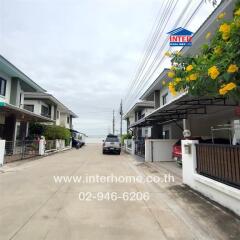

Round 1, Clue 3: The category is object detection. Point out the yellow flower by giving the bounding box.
[165,51,171,57]
[168,71,175,78]
[214,46,222,55]
[219,88,228,95]
[175,78,181,83]
[168,82,177,96]
[208,66,220,80]
[219,82,237,95]
[235,8,240,16]
[186,65,193,72]
[219,23,231,34]
[205,32,211,39]
[217,12,226,20]
[170,66,175,71]
[162,80,166,85]
[186,76,190,81]
[225,82,237,91]
[222,32,230,41]
[227,64,238,73]
[189,73,198,81]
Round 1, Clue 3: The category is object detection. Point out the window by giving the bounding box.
[67,116,70,124]
[24,104,34,112]
[41,105,49,117]
[0,78,6,96]
[162,93,168,105]
[106,137,119,142]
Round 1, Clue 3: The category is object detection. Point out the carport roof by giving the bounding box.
[129,93,238,128]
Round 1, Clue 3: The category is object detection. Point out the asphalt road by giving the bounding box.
[0,144,240,240]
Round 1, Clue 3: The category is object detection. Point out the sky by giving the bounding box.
[0,0,218,136]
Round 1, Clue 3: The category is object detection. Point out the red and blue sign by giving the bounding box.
[167,27,193,46]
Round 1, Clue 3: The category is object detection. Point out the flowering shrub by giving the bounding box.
[166,1,240,99]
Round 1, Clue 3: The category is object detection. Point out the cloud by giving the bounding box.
[0,0,217,135]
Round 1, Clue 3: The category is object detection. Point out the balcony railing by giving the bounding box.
[196,144,240,189]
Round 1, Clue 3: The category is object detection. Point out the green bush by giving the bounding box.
[29,123,71,141]
[121,133,132,144]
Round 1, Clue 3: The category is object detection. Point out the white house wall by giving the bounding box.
[24,99,49,115]
[60,112,70,129]
[159,86,182,107]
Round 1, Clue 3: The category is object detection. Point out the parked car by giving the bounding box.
[102,134,121,154]
[72,138,83,149]
[172,138,230,165]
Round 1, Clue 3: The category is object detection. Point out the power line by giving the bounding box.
[126,0,192,104]
[125,0,179,105]
[124,0,204,112]
[124,0,172,99]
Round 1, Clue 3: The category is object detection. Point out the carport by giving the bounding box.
[131,93,239,162]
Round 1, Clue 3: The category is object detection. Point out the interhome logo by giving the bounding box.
[167,27,193,46]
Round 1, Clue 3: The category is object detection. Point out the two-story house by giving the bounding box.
[123,101,154,139]
[24,92,78,129]
[0,55,53,142]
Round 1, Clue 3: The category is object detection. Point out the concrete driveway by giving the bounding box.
[0,144,239,240]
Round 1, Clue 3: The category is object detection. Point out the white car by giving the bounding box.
[102,135,121,155]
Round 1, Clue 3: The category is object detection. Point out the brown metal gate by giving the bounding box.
[196,144,240,189]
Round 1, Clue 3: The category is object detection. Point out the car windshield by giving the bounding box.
[106,137,119,142]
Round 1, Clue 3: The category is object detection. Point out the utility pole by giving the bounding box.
[119,99,123,138]
[112,110,115,135]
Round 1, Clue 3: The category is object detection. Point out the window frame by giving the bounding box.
[24,104,34,112]
[41,105,50,117]
[162,93,168,106]
[0,78,7,97]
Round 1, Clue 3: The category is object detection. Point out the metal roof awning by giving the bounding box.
[0,102,54,122]
[129,93,239,128]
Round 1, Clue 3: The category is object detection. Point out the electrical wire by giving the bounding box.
[124,0,205,112]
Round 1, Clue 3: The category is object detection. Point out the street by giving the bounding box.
[0,144,240,240]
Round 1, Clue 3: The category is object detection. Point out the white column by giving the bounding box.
[181,140,199,187]
[39,139,45,156]
[131,139,135,155]
[0,140,6,166]
[145,139,151,162]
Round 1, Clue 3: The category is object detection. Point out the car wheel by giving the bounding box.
[102,150,105,154]
[117,151,121,155]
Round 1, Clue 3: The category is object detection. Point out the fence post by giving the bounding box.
[39,139,45,156]
[131,139,135,155]
[182,140,199,187]
[0,140,6,166]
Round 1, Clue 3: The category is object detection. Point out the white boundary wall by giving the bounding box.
[0,140,5,166]
[124,139,135,155]
[182,140,240,216]
[145,139,177,162]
